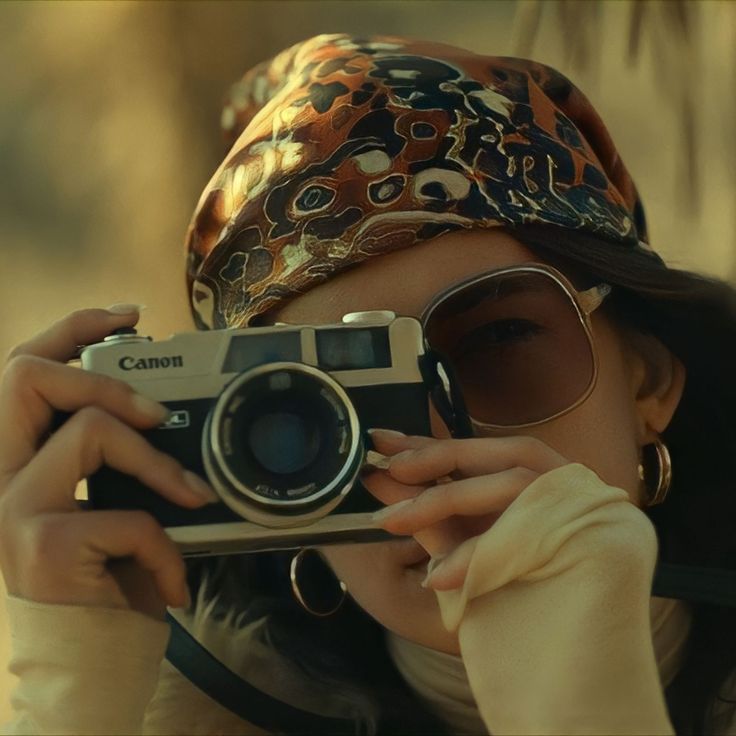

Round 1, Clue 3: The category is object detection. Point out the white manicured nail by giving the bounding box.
[106,303,146,315]
[367,428,407,439]
[363,450,392,471]
[421,556,446,588]
[132,394,170,422]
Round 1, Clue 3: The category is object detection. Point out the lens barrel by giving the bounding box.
[202,362,363,528]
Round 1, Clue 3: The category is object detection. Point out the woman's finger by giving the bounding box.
[373,467,539,535]
[367,429,434,453]
[362,467,426,506]
[9,509,189,609]
[421,534,482,591]
[364,470,492,560]
[0,356,169,477]
[6,406,217,516]
[79,510,189,609]
[366,432,568,568]
[6,306,142,364]
[384,435,567,485]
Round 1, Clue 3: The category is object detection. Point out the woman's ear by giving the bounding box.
[625,331,686,444]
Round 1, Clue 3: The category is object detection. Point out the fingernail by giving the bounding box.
[367,428,407,439]
[362,450,392,472]
[421,557,445,588]
[182,471,219,503]
[132,394,170,422]
[371,498,414,523]
[106,303,146,315]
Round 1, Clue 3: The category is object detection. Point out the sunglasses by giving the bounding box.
[420,264,612,430]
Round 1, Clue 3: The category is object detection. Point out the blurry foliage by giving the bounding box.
[514,0,736,218]
[512,0,736,278]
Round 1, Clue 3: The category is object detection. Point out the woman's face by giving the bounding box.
[265,228,672,655]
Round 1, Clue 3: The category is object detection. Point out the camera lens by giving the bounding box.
[247,411,320,475]
[203,362,362,526]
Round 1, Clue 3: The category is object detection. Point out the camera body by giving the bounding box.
[82,311,440,557]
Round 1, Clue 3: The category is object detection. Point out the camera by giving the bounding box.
[81,311,450,557]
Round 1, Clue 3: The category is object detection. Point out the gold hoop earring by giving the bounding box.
[638,437,672,507]
[290,547,347,617]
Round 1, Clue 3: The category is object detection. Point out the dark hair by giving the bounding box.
[186,223,736,735]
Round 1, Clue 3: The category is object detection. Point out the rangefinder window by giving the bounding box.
[222,333,301,373]
[316,328,391,370]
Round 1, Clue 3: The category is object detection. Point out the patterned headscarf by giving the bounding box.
[185,34,656,329]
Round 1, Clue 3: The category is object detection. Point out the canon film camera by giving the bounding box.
[81,311,461,557]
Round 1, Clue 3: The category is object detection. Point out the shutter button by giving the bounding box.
[103,327,152,343]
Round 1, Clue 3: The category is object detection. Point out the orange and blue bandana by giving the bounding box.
[185,34,655,330]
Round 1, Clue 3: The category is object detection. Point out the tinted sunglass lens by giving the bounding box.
[424,271,595,426]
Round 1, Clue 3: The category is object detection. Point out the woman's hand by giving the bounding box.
[367,431,670,736]
[366,429,569,590]
[0,307,218,620]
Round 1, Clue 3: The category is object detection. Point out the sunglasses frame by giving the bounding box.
[420,263,612,431]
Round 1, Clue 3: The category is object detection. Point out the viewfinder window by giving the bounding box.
[316,328,391,370]
[223,333,302,373]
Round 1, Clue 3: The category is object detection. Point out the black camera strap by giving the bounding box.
[165,562,736,734]
[164,611,360,735]
[652,563,736,607]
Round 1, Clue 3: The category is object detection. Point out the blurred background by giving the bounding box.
[1,0,734,718]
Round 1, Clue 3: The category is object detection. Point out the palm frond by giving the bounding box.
[511,0,736,277]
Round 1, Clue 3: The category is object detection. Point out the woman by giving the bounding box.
[1,34,735,735]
